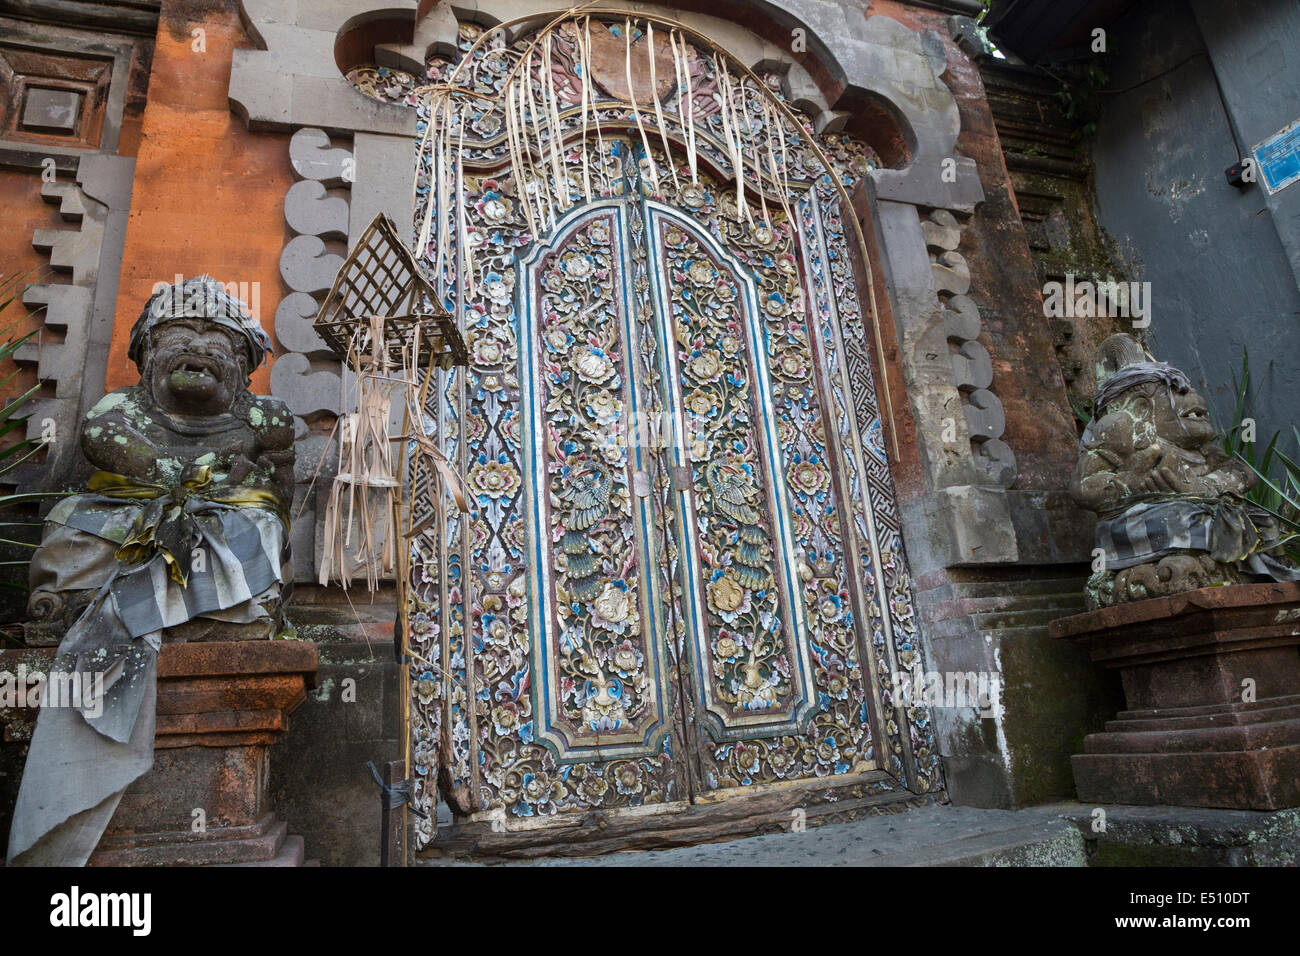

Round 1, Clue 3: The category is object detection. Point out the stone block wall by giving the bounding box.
[855,1,1114,807]
[269,586,401,868]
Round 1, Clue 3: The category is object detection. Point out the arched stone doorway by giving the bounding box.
[357,11,936,852]
[231,0,1069,856]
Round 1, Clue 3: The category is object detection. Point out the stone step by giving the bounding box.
[923,596,1085,633]
[862,819,1086,867]
[1061,803,1300,866]
[227,834,307,867]
[950,578,1088,599]
[91,817,289,867]
[1086,717,1300,754]
[1109,697,1300,732]
[970,607,1080,631]
[422,805,1087,867]
[929,588,1086,614]
[1115,693,1300,722]
[945,596,1086,622]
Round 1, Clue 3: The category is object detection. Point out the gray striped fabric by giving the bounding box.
[6,493,287,866]
[1096,495,1300,579]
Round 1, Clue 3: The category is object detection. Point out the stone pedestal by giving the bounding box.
[1,640,318,865]
[91,640,318,866]
[1050,582,1300,810]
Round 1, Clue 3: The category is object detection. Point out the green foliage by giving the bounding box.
[1213,348,1300,562]
[1055,62,1109,138]
[1070,393,1094,430]
[1071,395,1092,439]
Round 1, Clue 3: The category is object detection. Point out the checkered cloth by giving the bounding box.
[6,480,288,867]
[1095,494,1300,580]
[49,492,286,637]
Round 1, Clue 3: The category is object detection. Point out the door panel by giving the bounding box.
[419,135,900,826]
[636,172,882,792]
[643,206,817,741]
[517,202,677,771]
[509,143,888,801]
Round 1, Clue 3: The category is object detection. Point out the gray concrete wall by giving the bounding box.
[1091,0,1300,446]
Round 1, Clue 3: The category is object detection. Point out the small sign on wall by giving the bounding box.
[1252,118,1300,195]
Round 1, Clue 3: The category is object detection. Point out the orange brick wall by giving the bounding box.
[106,0,292,396]
[0,172,63,406]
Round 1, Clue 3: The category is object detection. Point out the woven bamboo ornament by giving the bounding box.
[313,213,469,590]
[315,213,468,371]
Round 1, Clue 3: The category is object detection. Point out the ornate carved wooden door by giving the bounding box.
[401,17,938,848]
[514,140,884,804]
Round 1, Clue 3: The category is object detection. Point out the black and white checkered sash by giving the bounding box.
[51,466,289,640]
[1096,493,1300,580]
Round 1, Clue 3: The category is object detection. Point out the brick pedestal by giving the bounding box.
[1,640,318,865]
[91,640,318,866]
[1051,582,1300,810]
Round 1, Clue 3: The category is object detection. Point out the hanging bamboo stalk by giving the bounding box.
[646,22,680,194]
[412,7,904,459]
[624,17,661,195]
[321,316,404,591]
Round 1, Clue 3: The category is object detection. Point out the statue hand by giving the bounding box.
[1139,463,1194,495]
[1202,466,1250,497]
[1122,444,1163,491]
[227,454,255,484]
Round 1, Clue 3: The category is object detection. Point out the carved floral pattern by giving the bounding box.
[352,16,937,846]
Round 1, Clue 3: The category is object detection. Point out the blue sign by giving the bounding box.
[1253,119,1300,195]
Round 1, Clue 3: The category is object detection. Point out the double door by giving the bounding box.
[510,140,883,810]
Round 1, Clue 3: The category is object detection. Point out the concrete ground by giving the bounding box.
[422,801,1300,866]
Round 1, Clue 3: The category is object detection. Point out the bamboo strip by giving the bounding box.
[625,17,660,195]
[646,22,680,193]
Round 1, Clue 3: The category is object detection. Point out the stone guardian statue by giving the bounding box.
[1072,333,1299,608]
[7,277,294,866]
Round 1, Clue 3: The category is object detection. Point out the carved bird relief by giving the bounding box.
[705,458,771,591]
[557,461,611,603]
[736,641,779,710]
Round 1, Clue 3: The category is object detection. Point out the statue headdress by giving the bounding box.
[128,275,273,375]
[1091,333,1191,420]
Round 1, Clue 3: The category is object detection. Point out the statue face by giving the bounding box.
[1153,382,1214,446]
[145,319,247,415]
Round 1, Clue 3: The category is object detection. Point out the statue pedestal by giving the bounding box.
[1051,582,1300,810]
[1,640,317,865]
[82,640,318,866]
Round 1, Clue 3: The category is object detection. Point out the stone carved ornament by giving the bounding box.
[8,278,295,866]
[1072,333,1299,608]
